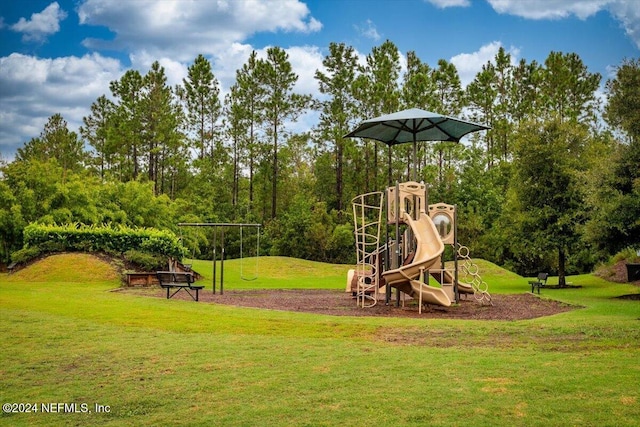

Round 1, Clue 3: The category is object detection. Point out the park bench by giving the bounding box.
[529,272,548,294]
[7,262,17,274]
[156,271,204,301]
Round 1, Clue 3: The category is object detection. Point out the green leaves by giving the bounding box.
[506,118,590,276]
[180,54,222,161]
[16,114,85,178]
[20,222,187,261]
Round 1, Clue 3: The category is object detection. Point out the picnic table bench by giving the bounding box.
[156,271,204,301]
[529,272,548,294]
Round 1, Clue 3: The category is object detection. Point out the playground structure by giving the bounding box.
[178,223,261,294]
[348,181,491,311]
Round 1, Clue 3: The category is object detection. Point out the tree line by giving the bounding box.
[1,40,638,277]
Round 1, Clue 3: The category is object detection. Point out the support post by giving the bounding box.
[384,186,390,305]
[177,222,261,296]
[220,227,225,295]
[453,204,459,303]
[212,227,217,294]
[395,181,401,307]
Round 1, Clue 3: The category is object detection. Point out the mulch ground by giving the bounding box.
[122,287,580,320]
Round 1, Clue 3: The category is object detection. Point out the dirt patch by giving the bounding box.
[617,294,640,301]
[123,287,578,320]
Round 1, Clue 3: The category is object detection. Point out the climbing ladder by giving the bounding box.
[352,191,384,308]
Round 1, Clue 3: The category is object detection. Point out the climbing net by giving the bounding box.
[457,244,492,306]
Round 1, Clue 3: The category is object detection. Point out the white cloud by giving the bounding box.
[285,45,325,95]
[208,43,257,95]
[355,19,381,41]
[10,2,68,42]
[487,0,640,48]
[450,41,520,86]
[307,17,323,33]
[608,0,640,49]
[0,53,124,158]
[426,0,471,8]
[487,0,609,20]
[77,0,322,62]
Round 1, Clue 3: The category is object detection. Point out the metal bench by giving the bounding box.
[529,272,548,294]
[156,271,204,301]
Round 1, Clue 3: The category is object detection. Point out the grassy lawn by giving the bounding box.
[1,253,639,426]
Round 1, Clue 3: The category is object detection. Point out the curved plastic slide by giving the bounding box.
[381,212,452,307]
[429,270,474,295]
[457,280,474,294]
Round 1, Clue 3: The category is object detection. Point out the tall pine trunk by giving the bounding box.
[271,122,278,219]
[249,108,255,213]
[336,138,343,215]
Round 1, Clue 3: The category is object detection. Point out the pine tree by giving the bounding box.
[81,95,116,181]
[109,70,145,181]
[431,59,465,190]
[256,47,312,219]
[16,114,85,183]
[180,54,222,161]
[401,51,437,180]
[141,61,183,195]
[541,51,601,124]
[356,40,401,188]
[314,42,358,214]
[224,85,248,211]
[234,51,265,212]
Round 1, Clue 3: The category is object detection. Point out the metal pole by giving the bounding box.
[412,130,417,181]
[220,227,225,295]
[213,227,217,294]
[453,204,459,303]
[385,189,390,305]
[395,181,401,307]
[178,222,261,227]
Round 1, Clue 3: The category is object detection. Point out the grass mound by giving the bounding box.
[5,252,120,283]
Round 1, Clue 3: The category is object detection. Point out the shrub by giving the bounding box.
[611,247,640,264]
[123,250,166,271]
[22,223,186,256]
[10,246,41,264]
[13,222,187,266]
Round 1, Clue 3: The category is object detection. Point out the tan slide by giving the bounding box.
[382,211,452,307]
[429,270,474,295]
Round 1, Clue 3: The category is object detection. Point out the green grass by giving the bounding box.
[1,253,639,426]
[187,255,351,289]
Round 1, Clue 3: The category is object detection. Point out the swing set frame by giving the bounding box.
[178,223,261,294]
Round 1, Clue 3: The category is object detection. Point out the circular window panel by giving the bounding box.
[432,212,452,239]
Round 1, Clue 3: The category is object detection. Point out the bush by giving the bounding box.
[21,223,187,259]
[611,247,640,264]
[123,250,166,271]
[10,246,41,264]
[11,222,187,267]
[327,224,355,264]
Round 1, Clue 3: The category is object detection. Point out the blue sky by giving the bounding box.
[1,0,638,160]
